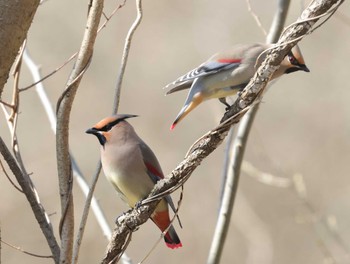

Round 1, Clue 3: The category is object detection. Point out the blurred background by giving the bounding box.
[1,0,350,263]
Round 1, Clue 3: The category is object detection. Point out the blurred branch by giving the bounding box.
[293,174,350,262]
[246,0,267,36]
[207,113,254,264]
[207,1,291,263]
[267,0,291,43]
[0,239,53,259]
[0,0,40,97]
[0,137,60,263]
[101,1,344,261]
[242,161,292,188]
[55,0,104,263]
[112,0,143,114]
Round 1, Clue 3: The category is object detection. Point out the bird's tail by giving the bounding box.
[152,210,182,249]
[170,92,203,130]
[164,225,182,249]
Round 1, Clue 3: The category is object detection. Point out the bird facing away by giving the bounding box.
[86,114,182,249]
[164,43,310,129]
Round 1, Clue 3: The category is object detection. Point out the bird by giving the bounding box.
[164,43,310,129]
[86,114,182,249]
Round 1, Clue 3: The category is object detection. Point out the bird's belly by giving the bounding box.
[202,70,249,99]
[104,168,154,208]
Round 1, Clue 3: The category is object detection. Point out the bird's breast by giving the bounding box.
[101,144,155,207]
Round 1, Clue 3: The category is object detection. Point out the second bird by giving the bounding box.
[165,43,310,129]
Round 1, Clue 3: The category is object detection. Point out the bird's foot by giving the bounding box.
[219,97,232,110]
[135,200,144,209]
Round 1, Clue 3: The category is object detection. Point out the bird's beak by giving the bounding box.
[86,127,99,135]
[170,94,203,130]
[86,127,106,146]
[299,64,310,73]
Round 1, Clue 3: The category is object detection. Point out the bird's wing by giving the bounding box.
[139,141,181,221]
[164,58,242,95]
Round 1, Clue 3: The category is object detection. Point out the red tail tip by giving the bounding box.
[170,123,176,130]
[166,242,183,249]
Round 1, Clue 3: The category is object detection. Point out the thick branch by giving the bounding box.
[0,0,40,97]
[102,0,344,261]
[55,1,104,263]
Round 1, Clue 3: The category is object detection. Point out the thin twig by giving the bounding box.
[0,158,23,192]
[246,0,267,36]
[1,239,53,259]
[112,0,143,114]
[0,100,14,108]
[139,187,184,264]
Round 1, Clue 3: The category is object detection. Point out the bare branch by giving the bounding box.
[0,158,23,192]
[112,0,143,114]
[0,137,60,263]
[267,0,291,43]
[246,0,267,36]
[0,0,40,97]
[55,1,104,263]
[1,239,53,259]
[207,116,250,264]
[101,0,344,261]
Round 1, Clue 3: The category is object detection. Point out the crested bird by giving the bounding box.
[165,43,310,129]
[86,114,182,249]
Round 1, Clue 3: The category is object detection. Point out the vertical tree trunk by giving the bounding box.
[0,0,40,97]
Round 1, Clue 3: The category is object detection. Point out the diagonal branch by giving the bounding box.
[101,0,344,262]
[0,138,60,263]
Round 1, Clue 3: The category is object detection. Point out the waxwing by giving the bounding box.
[165,43,309,129]
[86,114,182,249]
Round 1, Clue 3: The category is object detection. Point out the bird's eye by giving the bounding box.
[105,124,113,131]
[288,55,297,65]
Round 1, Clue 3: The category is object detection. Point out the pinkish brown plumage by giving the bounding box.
[86,114,182,249]
[165,43,309,129]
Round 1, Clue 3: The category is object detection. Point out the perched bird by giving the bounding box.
[165,43,310,129]
[86,114,182,249]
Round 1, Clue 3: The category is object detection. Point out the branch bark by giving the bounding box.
[55,1,104,263]
[101,0,344,262]
[0,0,40,97]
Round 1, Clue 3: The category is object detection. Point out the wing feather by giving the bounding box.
[164,59,242,94]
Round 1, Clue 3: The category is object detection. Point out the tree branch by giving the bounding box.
[0,0,40,97]
[0,137,60,263]
[112,0,143,115]
[55,1,104,263]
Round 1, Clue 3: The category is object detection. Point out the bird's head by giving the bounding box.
[86,114,137,146]
[282,45,310,74]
